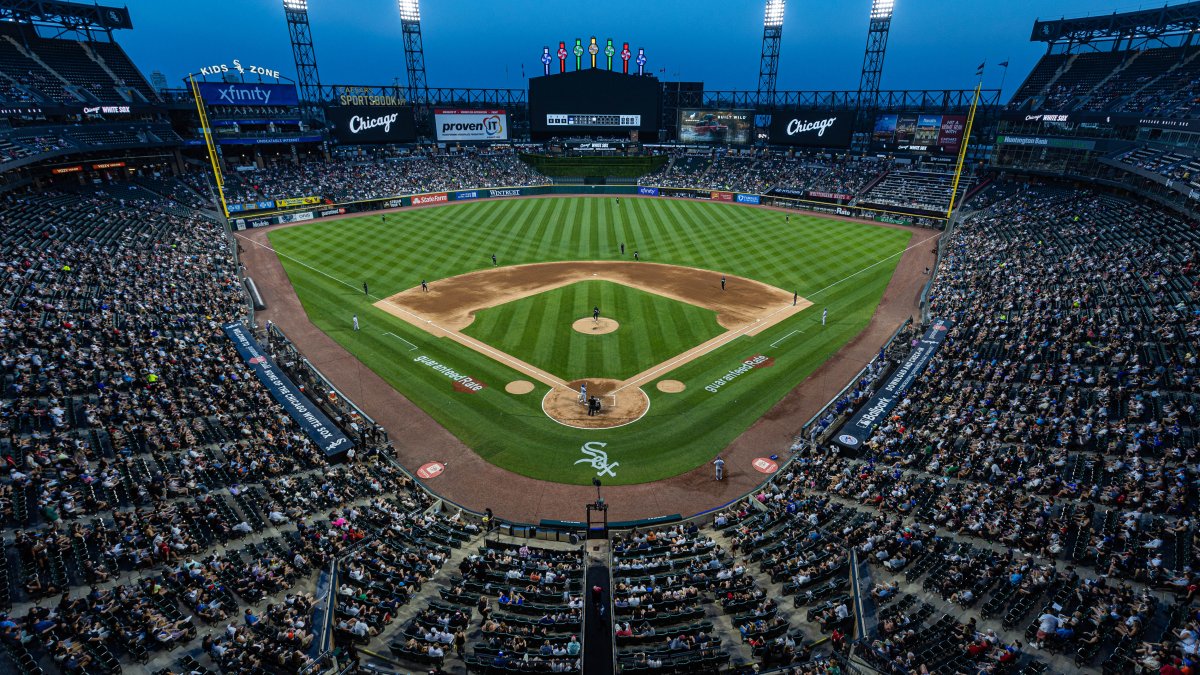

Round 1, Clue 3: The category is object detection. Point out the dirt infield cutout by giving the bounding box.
[542,379,650,429]
[656,380,686,393]
[505,380,535,395]
[375,261,810,429]
[572,317,619,335]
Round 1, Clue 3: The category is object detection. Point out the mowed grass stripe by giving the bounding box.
[268,197,912,484]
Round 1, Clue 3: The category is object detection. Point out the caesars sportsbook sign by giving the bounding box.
[326,105,416,144]
[434,109,509,142]
[769,111,854,148]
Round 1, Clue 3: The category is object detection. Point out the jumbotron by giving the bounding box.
[0,0,1196,674]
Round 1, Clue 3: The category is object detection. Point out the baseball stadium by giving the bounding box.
[0,0,1198,673]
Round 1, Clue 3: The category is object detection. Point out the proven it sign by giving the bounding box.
[434,109,509,142]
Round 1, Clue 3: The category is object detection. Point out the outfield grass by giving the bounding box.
[462,280,723,381]
[267,197,911,485]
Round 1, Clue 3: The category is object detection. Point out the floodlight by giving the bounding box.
[282,0,307,10]
[398,0,420,22]
[764,0,786,27]
[870,0,895,20]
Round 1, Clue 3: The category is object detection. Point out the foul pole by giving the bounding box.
[946,80,982,220]
[188,74,231,219]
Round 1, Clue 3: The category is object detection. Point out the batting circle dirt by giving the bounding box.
[656,380,686,393]
[505,380,535,395]
[543,378,650,429]
[572,317,619,335]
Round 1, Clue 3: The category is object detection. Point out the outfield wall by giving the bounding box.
[229,184,948,231]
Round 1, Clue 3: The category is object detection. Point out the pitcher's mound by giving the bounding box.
[572,317,619,335]
[505,380,534,395]
[543,379,649,429]
[656,380,686,393]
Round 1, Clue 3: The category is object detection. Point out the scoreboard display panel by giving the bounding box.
[529,69,661,139]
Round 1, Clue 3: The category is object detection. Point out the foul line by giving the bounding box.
[382,332,419,351]
[612,231,938,395]
[236,233,574,392]
[769,330,803,348]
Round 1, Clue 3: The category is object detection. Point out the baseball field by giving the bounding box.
[263,196,912,485]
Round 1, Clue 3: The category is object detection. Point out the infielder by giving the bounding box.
[420,279,429,292]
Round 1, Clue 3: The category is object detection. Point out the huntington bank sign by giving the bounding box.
[834,318,954,451]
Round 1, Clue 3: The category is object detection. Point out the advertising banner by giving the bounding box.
[835,318,954,451]
[453,190,479,201]
[434,109,509,141]
[678,109,753,145]
[198,82,299,107]
[222,322,353,457]
[710,191,734,202]
[807,190,855,202]
[487,188,523,198]
[735,194,761,205]
[412,193,448,206]
[872,113,966,154]
[326,105,416,144]
[768,111,854,148]
[769,187,808,199]
[275,196,320,208]
[637,186,660,196]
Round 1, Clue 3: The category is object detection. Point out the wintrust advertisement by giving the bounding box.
[434,109,509,142]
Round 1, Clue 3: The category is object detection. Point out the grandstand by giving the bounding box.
[0,0,1198,675]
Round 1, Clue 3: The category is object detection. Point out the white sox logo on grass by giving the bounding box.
[413,355,486,393]
[705,355,774,393]
[575,441,618,477]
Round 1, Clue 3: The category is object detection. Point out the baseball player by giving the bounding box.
[633,250,639,261]
[420,280,429,293]
[363,281,369,296]
[578,382,587,404]
[720,276,726,291]
[593,306,600,323]
[713,456,725,481]
[822,308,828,326]
[352,314,359,331]
[491,253,498,266]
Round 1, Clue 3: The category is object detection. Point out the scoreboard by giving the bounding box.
[546,114,642,128]
[529,69,661,139]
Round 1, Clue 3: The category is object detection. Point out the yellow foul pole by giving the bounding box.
[946,81,982,220]
[189,75,231,219]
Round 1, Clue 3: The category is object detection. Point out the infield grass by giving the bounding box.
[463,280,723,381]
[267,197,913,486]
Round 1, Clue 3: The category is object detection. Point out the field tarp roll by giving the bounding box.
[223,322,354,457]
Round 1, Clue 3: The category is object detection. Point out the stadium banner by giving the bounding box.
[871,113,966,154]
[275,196,320,208]
[222,322,353,457]
[51,165,83,174]
[834,318,954,451]
[807,190,855,202]
[768,187,807,199]
[212,136,323,145]
[411,192,448,206]
[487,188,523,198]
[434,109,509,142]
[735,194,760,205]
[768,111,854,148]
[710,191,734,202]
[325,105,416,144]
[280,211,314,224]
[453,190,480,201]
[678,109,753,145]
[637,186,659,196]
[995,135,1096,150]
[197,82,299,107]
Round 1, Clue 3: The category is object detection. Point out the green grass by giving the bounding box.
[267,197,912,486]
[462,280,724,381]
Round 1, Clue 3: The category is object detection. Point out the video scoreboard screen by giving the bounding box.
[529,69,661,138]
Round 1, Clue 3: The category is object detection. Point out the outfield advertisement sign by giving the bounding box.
[453,190,479,201]
[637,187,659,196]
[735,194,760,205]
[222,322,353,456]
[710,191,734,202]
[275,196,320,208]
[434,109,509,142]
[412,193,448,206]
[835,318,954,451]
[198,82,299,107]
[488,188,523,198]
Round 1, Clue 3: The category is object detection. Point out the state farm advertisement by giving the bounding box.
[434,109,509,142]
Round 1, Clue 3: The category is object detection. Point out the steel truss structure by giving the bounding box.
[1032,1,1200,53]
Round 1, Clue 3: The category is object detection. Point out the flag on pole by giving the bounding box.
[998,60,1009,68]
[975,61,985,75]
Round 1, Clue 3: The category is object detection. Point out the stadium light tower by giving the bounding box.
[282,0,322,117]
[857,0,894,110]
[757,0,786,107]
[397,0,429,104]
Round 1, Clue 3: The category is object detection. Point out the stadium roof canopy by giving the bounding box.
[0,0,133,37]
[1032,0,1200,53]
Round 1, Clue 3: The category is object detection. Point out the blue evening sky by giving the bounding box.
[119,0,1171,98]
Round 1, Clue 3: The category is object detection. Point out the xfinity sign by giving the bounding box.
[434,109,509,142]
[198,83,298,107]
